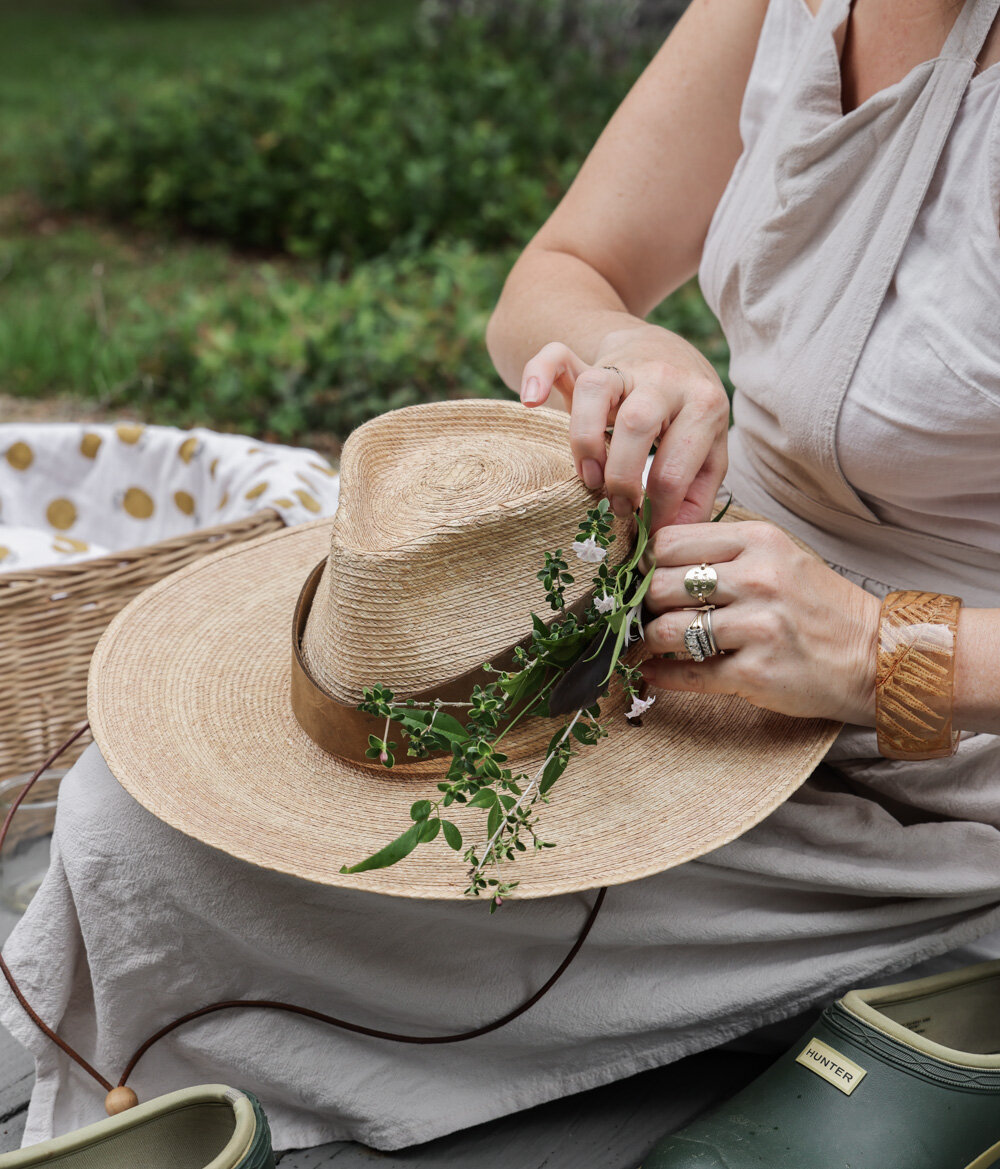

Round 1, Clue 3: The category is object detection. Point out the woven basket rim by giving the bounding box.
[0,508,281,589]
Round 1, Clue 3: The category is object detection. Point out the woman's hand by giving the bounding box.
[518,322,730,530]
[639,520,882,725]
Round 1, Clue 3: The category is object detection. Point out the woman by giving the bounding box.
[487,0,1000,731]
[7,0,1000,1163]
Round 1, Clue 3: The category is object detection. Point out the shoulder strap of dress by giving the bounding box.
[813,0,851,34]
[943,0,1000,60]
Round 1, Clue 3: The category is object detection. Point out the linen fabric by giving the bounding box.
[6,0,1000,1152]
[0,423,340,570]
[704,0,1000,599]
[6,744,1000,1152]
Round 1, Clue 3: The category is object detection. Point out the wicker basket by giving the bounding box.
[0,509,284,783]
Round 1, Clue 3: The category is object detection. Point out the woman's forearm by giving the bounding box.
[955,608,1000,734]
[485,244,650,392]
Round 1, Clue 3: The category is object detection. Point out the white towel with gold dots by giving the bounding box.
[0,422,340,570]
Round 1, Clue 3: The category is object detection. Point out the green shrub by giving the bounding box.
[122,257,729,440]
[112,242,518,437]
[44,9,650,259]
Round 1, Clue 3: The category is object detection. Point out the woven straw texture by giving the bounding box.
[303,401,632,700]
[0,510,283,784]
[90,402,840,899]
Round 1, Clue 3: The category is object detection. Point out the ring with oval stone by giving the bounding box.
[683,562,719,605]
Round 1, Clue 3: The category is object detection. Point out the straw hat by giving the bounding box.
[89,400,839,900]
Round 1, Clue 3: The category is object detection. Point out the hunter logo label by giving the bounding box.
[795,1038,867,1095]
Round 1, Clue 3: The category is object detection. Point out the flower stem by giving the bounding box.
[473,707,584,878]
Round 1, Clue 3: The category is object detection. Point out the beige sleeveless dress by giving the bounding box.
[5,0,1000,1153]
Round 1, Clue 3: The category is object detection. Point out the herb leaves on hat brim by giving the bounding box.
[341,493,730,910]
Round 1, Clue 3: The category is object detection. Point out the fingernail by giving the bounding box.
[611,495,634,518]
[581,458,603,490]
[522,376,542,405]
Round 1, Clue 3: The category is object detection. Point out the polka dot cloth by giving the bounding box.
[0,423,340,570]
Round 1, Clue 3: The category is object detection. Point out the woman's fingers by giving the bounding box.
[602,388,670,516]
[518,341,731,523]
[645,520,760,570]
[651,423,729,529]
[646,559,740,613]
[644,604,736,656]
[639,654,734,696]
[568,365,631,490]
[519,342,589,408]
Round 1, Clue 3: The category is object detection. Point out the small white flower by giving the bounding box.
[594,592,617,614]
[625,695,655,721]
[625,602,645,643]
[572,536,607,564]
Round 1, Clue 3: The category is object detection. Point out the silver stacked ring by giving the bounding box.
[683,607,721,662]
[601,365,627,393]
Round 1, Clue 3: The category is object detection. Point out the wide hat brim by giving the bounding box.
[89,511,840,900]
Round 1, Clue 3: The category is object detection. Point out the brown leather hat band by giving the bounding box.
[291,560,516,767]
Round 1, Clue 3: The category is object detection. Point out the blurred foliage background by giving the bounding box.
[0,0,724,447]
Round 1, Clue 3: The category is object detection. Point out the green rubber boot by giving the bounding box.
[643,958,1000,1169]
[0,1085,275,1169]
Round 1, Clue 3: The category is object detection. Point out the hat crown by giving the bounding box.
[301,400,622,702]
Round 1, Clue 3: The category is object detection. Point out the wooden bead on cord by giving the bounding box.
[105,1086,139,1115]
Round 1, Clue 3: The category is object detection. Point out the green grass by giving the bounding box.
[0,200,729,440]
[0,0,327,423]
[0,0,729,441]
[0,201,262,403]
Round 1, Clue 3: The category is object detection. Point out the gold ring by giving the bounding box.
[683,563,718,603]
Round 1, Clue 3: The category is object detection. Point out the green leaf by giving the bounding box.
[626,563,656,613]
[340,824,420,874]
[487,801,503,837]
[428,710,469,742]
[617,494,654,575]
[467,788,498,809]
[442,820,463,851]
[539,749,569,795]
[409,800,432,822]
[602,606,632,685]
[712,491,733,522]
[396,711,433,735]
[419,818,441,843]
[607,606,629,633]
[534,627,591,665]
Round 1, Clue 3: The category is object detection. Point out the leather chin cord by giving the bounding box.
[0,724,607,1114]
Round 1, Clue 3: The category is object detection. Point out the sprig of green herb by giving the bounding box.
[340,492,731,909]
